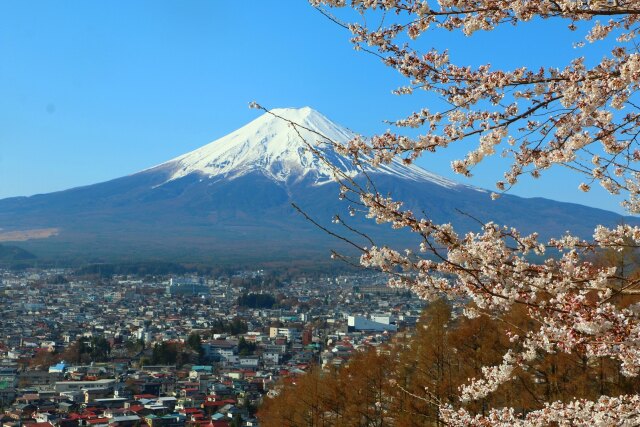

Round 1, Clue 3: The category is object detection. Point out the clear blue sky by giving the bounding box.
[0,1,628,214]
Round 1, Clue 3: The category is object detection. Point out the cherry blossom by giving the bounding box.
[264,0,640,422]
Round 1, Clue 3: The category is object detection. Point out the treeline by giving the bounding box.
[236,292,310,310]
[237,293,276,309]
[259,299,640,426]
[70,262,355,280]
[75,262,192,277]
[29,337,112,369]
[209,318,249,336]
[238,337,256,356]
[148,337,202,366]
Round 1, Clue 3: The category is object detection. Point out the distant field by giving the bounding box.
[0,228,59,242]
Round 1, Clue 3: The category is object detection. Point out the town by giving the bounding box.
[0,268,425,427]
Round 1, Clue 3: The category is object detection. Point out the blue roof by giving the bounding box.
[50,362,67,371]
[191,365,213,372]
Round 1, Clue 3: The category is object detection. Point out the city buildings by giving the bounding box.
[0,268,425,426]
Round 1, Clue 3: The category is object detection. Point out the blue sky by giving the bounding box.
[0,1,628,214]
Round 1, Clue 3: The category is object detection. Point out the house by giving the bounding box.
[237,357,259,369]
[55,379,117,393]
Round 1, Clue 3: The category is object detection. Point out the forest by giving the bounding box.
[260,294,640,426]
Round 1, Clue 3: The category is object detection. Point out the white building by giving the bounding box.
[54,378,117,393]
[347,316,397,332]
[269,327,300,341]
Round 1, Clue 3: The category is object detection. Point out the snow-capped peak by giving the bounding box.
[156,107,463,189]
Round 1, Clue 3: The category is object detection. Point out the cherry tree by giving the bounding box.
[259,0,640,424]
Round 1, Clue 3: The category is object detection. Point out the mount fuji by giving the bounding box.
[0,107,633,264]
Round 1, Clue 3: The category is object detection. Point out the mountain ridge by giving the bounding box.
[0,107,635,264]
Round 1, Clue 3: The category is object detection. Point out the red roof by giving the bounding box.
[87,418,109,425]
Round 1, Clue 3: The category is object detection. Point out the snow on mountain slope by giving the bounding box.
[0,107,634,263]
[154,107,466,189]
